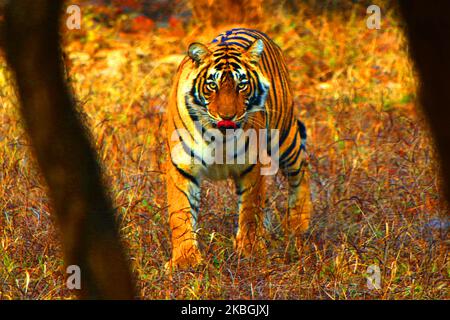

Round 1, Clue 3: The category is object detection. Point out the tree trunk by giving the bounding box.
[399,1,450,204]
[3,0,135,299]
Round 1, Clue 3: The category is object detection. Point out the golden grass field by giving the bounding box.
[0,2,448,299]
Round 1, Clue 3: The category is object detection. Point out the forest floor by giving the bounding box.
[0,4,448,299]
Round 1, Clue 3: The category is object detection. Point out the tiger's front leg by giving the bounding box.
[165,162,202,269]
[234,165,267,257]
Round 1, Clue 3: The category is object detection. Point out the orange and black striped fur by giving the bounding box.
[166,28,312,268]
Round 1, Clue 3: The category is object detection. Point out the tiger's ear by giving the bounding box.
[188,42,210,64]
[245,39,264,63]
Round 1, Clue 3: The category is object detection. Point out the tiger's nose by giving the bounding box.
[218,112,236,121]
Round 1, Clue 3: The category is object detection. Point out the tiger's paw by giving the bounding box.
[165,244,203,271]
[284,203,311,236]
[234,231,267,257]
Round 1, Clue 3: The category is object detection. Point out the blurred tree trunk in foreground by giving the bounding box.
[399,1,450,205]
[191,0,264,28]
[3,1,135,299]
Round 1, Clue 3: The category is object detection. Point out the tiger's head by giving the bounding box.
[184,39,270,130]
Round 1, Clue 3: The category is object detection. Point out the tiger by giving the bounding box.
[165,28,312,269]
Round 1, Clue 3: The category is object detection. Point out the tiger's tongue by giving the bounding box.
[217,120,237,129]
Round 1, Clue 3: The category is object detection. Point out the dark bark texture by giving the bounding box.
[399,1,450,204]
[3,0,135,299]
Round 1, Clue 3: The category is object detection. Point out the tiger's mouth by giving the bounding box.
[212,118,246,134]
[214,120,240,134]
[206,110,247,132]
[217,120,237,129]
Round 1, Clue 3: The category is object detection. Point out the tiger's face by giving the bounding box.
[185,39,270,130]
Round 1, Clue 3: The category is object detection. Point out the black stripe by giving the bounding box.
[236,186,250,196]
[279,127,289,146]
[289,180,301,189]
[239,164,256,178]
[214,62,226,70]
[218,41,248,48]
[298,119,307,140]
[226,36,254,45]
[190,71,207,107]
[180,138,206,167]
[173,117,207,167]
[172,161,200,187]
[174,184,199,212]
[283,145,302,169]
[233,135,250,160]
[229,62,242,70]
[280,131,298,162]
[285,167,301,177]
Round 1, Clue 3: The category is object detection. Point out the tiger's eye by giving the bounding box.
[207,82,217,91]
[238,83,248,90]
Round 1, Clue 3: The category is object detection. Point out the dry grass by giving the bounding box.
[0,3,448,299]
